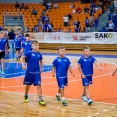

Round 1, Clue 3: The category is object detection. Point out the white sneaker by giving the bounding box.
[82,95,87,102]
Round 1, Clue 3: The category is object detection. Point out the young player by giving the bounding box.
[14,34,22,60]
[52,46,75,106]
[78,46,102,105]
[0,31,8,75]
[20,40,46,106]
[22,34,32,63]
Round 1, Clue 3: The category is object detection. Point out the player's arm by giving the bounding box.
[68,66,75,77]
[20,55,26,70]
[40,60,43,73]
[78,64,85,78]
[21,48,24,54]
[52,66,55,77]
[112,66,117,76]
[94,61,102,71]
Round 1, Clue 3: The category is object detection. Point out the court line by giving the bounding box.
[0,72,112,88]
[0,90,117,106]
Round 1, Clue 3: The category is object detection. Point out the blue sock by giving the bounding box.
[82,94,85,96]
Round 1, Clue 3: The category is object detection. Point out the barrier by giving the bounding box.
[33,32,117,44]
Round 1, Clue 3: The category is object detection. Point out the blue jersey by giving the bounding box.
[75,28,79,32]
[14,38,22,48]
[34,27,38,32]
[0,38,8,51]
[24,51,43,73]
[94,19,99,26]
[41,16,45,22]
[92,3,96,8]
[52,57,71,78]
[47,24,52,30]
[45,16,49,22]
[22,41,32,53]
[21,36,26,42]
[78,56,96,76]
[85,19,89,24]
[68,29,70,33]
[58,29,62,32]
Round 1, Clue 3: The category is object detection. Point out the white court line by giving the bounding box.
[103,109,107,112]
[0,72,113,88]
[0,90,117,106]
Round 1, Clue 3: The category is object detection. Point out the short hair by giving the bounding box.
[16,34,18,36]
[0,31,4,34]
[25,33,30,37]
[58,46,65,50]
[83,46,90,50]
[31,40,39,44]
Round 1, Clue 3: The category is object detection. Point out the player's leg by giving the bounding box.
[16,50,18,60]
[87,75,93,105]
[82,77,89,102]
[0,58,1,73]
[56,88,61,101]
[23,72,33,103]
[61,88,67,106]
[1,51,5,75]
[34,73,46,106]
[24,85,30,103]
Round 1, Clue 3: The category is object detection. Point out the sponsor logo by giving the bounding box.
[95,33,113,39]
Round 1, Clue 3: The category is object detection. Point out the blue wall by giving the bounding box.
[0,0,43,3]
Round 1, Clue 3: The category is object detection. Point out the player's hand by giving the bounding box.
[72,73,75,77]
[99,67,102,71]
[81,74,85,79]
[53,74,55,77]
[5,51,8,56]
[40,69,43,74]
[112,72,115,76]
[22,65,26,70]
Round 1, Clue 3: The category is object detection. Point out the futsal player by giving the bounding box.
[21,34,32,63]
[0,31,8,75]
[20,40,46,106]
[78,46,102,105]
[52,46,75,106]
[14,34,22,60]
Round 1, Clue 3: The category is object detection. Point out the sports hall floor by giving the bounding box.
[0,50,117,117]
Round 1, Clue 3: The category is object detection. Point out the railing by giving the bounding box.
[3,12,26,31]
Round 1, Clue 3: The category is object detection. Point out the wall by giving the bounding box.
[0,0,43,3]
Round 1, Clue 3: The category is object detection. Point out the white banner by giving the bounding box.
[93,32,116,44]
[34,33,44,41]
[31,32,117,44]
[44,33,63,43]
[62,33,93,43]
[44,32,93,44]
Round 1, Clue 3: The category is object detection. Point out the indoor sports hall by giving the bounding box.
[0,0,117,117]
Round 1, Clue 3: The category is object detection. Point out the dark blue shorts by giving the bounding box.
[95,25,98,28]
[82,75,92,86]
[23,72,41,86]
[57,77,68,89]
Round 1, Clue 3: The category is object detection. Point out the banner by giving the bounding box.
[93,32,116,44]
[62,33,93,43]
[44,32,93,43]
[44,33,63,43]
[30,32,117,44]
